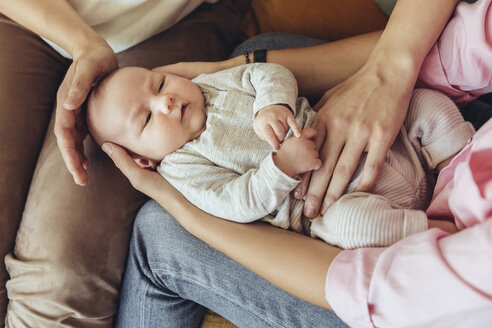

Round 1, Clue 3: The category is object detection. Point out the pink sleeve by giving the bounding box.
[326,119,492,327]
[417,0,492,106]
[326,221,492,327]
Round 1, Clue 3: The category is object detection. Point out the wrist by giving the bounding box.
[273,152,296,178]
[366,46,420,88]
[70,31,113,59]
[221,55,247,70]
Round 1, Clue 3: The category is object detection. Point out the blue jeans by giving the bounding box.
[116,200,347,328]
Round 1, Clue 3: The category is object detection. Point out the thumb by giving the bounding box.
[102,142,160,197]
[102,142,137,177]
[64,66,93,110]
[287,114,301,137]
[301,127,317,140]
[313,88,334,111]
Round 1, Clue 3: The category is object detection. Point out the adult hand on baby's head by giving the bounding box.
[101,143,163,199]
[294,62,412,219]
[254,104,301,150]
[54,45,118,186]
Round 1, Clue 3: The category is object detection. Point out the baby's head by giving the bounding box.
[86,66,206,169]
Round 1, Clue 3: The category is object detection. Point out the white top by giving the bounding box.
[46,0,216,58]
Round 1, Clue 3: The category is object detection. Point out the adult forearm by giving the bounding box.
[223,0,459,99]
[221,31,382,99]
[368,0,460,91]
[0,0,108,57]
[267,31,382,98]
[155,188,341,309]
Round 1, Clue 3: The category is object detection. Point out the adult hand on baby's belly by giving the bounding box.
[294,61,412,219]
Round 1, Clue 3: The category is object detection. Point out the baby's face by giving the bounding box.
[92,66,206,161]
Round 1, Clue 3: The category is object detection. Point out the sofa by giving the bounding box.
[1,0,390,327]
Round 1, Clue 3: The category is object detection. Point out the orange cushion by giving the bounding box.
[241,0,388,41]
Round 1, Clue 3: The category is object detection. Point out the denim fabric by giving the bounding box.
[231,32,325,58]
[116,200,348,328]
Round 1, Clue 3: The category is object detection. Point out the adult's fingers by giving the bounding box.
[321,139,367,215]
[56,64,75,110]
[63,61,99,110]
[356,135,390,192]
[103,143,141,184]
[301,127,317,141]
[55,126,88,185]
[303,128,344,218]
[103,142,163,198]
[287,115,301,137]
[291,170,312,199]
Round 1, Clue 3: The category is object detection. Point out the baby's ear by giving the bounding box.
[131,154,158,170]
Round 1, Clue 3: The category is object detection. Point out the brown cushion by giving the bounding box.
[241,0,388,41]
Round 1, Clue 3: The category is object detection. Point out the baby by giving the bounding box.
[86,63,474,249]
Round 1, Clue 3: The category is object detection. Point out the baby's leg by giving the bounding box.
[404,89,475,170]
[310,192,428,249]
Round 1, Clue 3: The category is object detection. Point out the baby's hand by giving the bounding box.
[254,104,301,150]
[273,128,322,177]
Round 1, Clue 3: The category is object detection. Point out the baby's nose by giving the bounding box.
[153,95,174,114]
[162,95,175,114]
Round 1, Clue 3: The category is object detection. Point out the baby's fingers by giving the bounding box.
[287,115,301,137]
[262,127,281,150]
[269,121,288,143]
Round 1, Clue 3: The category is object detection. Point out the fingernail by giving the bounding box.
[64,92,77,105]
[320,201,332,215]
[305,205,316,218]
[293,189,302,199]
[102,144,112,156]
